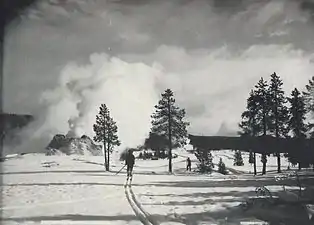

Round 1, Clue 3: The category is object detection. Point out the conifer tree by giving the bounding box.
[195,149,214,173]
[218,158,227,175]
[238,89,260,175]
[287,88,307,170]
[150,89,189,173]
[303,76,314,112]
[268,73,289,173]
[303,76,314,137]
[93,104,121,171]
[255,77,271,175]
[233,150,244,166]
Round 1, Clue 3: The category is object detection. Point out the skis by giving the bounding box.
[124,173,133,187]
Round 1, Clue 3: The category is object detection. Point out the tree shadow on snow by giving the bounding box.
[142,176,314,224]
[0,170,115,175]
[171,205,314,225]
[144,190,258,199]
[144,198,243,206]
[149,176,314,188]
[0,169,168,176]
[147,197,314,225]
[1,214,139,222]
[1,182,144,187]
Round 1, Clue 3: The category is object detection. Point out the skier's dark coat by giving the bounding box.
[125,152,135,176]
[125,153,135,166]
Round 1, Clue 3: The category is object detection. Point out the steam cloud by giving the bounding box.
[3,0,314,154]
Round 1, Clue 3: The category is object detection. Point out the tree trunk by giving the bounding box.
[262,112,267,175]
[103,141,107,170]
[262,158,266,175]
[252,120,257,176]
[277,154,281,173]
[106,142,110,171]
[167,97,172,173]
[253,152,257,175]
[103,118,108,170]
[168,149,172,173]
[168,128,172,173]
[275,116,281,173]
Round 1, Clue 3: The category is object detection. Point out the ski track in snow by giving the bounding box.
[125,185,158,225]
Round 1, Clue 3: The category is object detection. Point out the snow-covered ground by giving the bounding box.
[211,150,291,174]
[1,150,313,225]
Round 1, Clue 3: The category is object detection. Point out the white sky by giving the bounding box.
[4,0,314,150]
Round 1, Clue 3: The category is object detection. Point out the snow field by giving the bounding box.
[1,155,142,225]
[1,149,312,225]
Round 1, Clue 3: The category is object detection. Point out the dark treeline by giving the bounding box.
[239,73,314,175]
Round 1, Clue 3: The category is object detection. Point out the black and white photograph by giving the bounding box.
[2,0,314,224]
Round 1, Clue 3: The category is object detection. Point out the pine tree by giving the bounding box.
[255,77,271,175]
[218,158,228,175]
[195,149,214,173]
[150,89,189,173]
[233,150,244,166]
[287,88,307,170]
[303,76,314,137]
[303,76,314,112]
[238,89,260,175]
[93,104,121,171]
[268,73,289,173]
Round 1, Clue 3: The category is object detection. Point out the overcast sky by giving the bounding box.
[4,0,314,150]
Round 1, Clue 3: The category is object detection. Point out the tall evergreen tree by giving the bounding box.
[303,76,314,137]
[255,77,271,175]
[287,88,307,170]
[303,76,314,112]
[150,89,189,173]
[93,104,121,171]
[195,149,214,173]
[238,89,260,175]
[233,150,244,166]
[268,73,289,173]
[218,158,227,175]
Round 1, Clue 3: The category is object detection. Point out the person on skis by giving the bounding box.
[125,149,135,177]
[186,157,191,171]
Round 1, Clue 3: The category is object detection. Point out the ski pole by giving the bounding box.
[115,164,126,175]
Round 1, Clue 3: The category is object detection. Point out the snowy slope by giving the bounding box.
[1,150,313,225]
